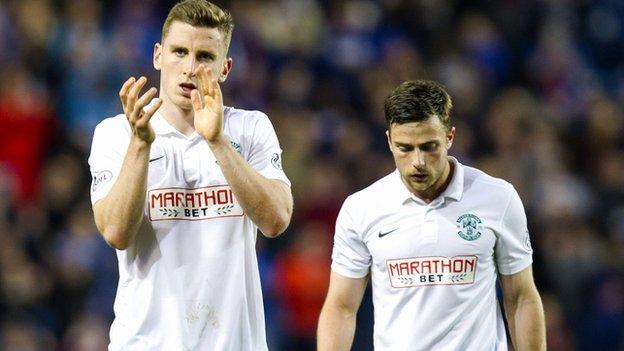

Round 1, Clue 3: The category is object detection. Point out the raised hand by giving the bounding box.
[191,65,224,143]
[119,76,162,144]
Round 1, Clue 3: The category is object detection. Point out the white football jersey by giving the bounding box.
[331,157,532,351]
[89,106,290,351]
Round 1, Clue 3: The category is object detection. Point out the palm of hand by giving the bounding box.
[192,66,224,142]
[119,76,162,144]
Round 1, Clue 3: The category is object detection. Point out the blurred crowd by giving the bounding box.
[1,0,623,350]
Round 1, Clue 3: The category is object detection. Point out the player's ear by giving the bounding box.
[386,129,392,150]
[153,43,162,71]
[446,126,456,149]
[219,58,233,83]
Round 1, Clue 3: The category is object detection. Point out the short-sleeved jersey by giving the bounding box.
[88,106,290,351]
[331,157,532,351]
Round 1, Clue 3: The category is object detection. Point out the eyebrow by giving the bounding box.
[395,140,439,147]
[170,45,217,58]
[196,50,217,60]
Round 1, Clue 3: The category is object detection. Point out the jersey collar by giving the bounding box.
[150,111,178,136]
[150,109,204,142]
[392,156,465,205]
[148,103,230,142]
[442,156,464,202]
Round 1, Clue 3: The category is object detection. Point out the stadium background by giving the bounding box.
[1,0,623,350]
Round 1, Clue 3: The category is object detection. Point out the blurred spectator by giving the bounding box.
[578,272,624,350]
[271,221,331,350]
[60,314,109,351]
[0,63,55,205]
[540,219,607,319]
[0,319,57,351]
[542,293,577,351]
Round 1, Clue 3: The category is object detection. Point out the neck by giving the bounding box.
[158,98,196,137]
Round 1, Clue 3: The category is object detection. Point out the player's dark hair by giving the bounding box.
[162,0,234,51]
[384,80,453,130]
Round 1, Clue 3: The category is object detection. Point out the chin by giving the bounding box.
[409,183,426,191]
[173,96,193,109]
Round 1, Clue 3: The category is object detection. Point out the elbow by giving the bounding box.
[93,202,136,250]
[259,183,293,238]
[101,229,131,250]
[323,300,358,320]
[260,209,292,238]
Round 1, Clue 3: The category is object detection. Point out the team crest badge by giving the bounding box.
[456,214,483,241]
[230,140,243,155]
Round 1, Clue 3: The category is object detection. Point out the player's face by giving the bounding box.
[153,21,232,110]
[387,117,455,201]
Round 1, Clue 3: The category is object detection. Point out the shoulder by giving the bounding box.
[224,106,270,126]
[343,171,397,211]
[462,163,517,202]
[93,114,131,137]
[89,114,131,160]
[223,106,275,141]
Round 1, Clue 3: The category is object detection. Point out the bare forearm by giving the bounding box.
[317,304,357,351]
[505,293,546,351]
[95,139,151,249]
[208,137,292,237]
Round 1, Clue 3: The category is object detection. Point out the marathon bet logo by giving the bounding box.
[456,213,483,241]
[387,256,478,287]
[148,185,243,221]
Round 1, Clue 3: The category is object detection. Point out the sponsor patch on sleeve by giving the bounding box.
[386,256,478,287]
[270,153,283,170]
[148,185,244,221]
[91,170,113,192]
[523,229,533,251]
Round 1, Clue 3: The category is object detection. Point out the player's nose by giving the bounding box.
[183,56,197,76]
[411,150,425,167]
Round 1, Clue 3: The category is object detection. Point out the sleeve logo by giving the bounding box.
[523,228,533,251]
[91,170,113,192]
[270,153,283,170]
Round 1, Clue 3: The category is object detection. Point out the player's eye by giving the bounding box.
[173,48,187,57]
[197,53,213,61]
[420,143,439,152]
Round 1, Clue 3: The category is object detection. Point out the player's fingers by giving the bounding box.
[193,66,206,96]
[212,76,222,103]
[199,65,214,97]
[136,98,162,127]
[119,77,136,113]
[191,89,202,111]
[206,67,216,97]
[127,76,147,120]
[192,67,201,104]
[135,87,157,115]
[195,66,206,97]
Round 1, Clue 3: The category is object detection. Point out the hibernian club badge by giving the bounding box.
[456,214,483,241]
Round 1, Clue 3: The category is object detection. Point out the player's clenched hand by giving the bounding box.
[119,76,162,144]
[191,65,224,143]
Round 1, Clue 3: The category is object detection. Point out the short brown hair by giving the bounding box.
[162,0,234,51]
[384,80,453,130]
